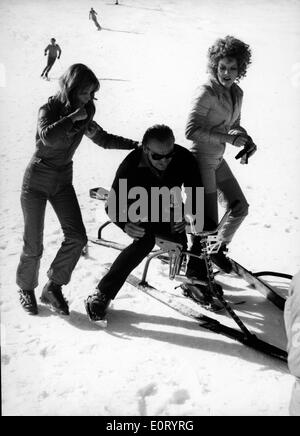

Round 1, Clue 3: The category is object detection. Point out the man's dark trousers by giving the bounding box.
[97,222,206,299]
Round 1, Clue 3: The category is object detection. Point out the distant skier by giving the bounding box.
[115,1,119,4]
[41,38,61,81]
[284,271,300,416]
[89,7,101,30]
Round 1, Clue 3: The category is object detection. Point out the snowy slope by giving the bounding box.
[1,0,300,416]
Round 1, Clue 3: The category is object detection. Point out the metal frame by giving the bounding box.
[88,187,288,311]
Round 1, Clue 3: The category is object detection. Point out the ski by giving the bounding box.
[89,236,170,263]
[230,259,286,310]
[115,269,287,362]
[89,236,128,252]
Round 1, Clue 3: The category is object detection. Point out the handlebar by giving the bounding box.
[185,209,231,237]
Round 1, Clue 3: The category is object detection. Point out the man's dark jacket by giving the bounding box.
[106,145,203,230]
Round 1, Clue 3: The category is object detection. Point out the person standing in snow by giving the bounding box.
[185,35,257,280]
[89,7,101,30]
[17,63,138,316]
[284,271,300,416]
[41,38,62,81]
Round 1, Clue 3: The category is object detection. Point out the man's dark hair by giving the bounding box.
[142,124,175,147]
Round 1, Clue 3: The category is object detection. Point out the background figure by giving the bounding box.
[41,38,61,80]
[185,35,257,275]
[89,7,101,30]
[284,271,300,416]
[17,63,138,317]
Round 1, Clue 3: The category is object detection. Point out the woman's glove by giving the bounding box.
[235,135,257,164]
[85,120,99,138]
[230,134,249,147]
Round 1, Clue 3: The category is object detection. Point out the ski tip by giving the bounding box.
[93,318,108,328]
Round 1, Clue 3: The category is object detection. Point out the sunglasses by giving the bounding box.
[147,148,176,161]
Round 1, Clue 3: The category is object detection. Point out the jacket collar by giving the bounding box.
[207,75,240,120]
[207,75,240,97]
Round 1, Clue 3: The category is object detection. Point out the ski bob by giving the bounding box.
[57,63,100,107]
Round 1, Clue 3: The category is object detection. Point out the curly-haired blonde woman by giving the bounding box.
[185,35,257,276]
[16,63,138,315]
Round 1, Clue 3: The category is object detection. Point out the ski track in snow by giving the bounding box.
[1,0,300,416]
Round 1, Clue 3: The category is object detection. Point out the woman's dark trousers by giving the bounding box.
[16,159,87,290]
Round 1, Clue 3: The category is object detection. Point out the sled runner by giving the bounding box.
[104,267,287,362]
[87,186,290,362]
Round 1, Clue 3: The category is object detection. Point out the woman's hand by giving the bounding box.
[229,134,249,147]
[247,142,257,157]
[124,222,145,240]
[240,141,257,164]
[235,136,258,164]
[85,120,99,137]
[69,107,88,123]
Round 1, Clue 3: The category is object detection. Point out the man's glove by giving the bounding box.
[235,135,257,164]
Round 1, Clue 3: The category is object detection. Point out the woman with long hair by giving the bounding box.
[17,63,138,315]
[185,35,257,278]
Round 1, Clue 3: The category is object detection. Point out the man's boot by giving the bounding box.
[85,290,111,322]
[211,245,233,273]
[182,282,224,312]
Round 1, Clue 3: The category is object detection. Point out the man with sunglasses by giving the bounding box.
[85,124,222,322]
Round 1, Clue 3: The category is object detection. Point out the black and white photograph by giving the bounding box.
[1,0,300,417]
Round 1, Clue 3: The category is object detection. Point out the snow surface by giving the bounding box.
[1,0,300,416]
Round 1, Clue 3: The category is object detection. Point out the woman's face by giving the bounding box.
[217,57,239,88]
[75,84,97,107]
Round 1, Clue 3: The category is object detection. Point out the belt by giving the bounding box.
[32,157,73,171]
